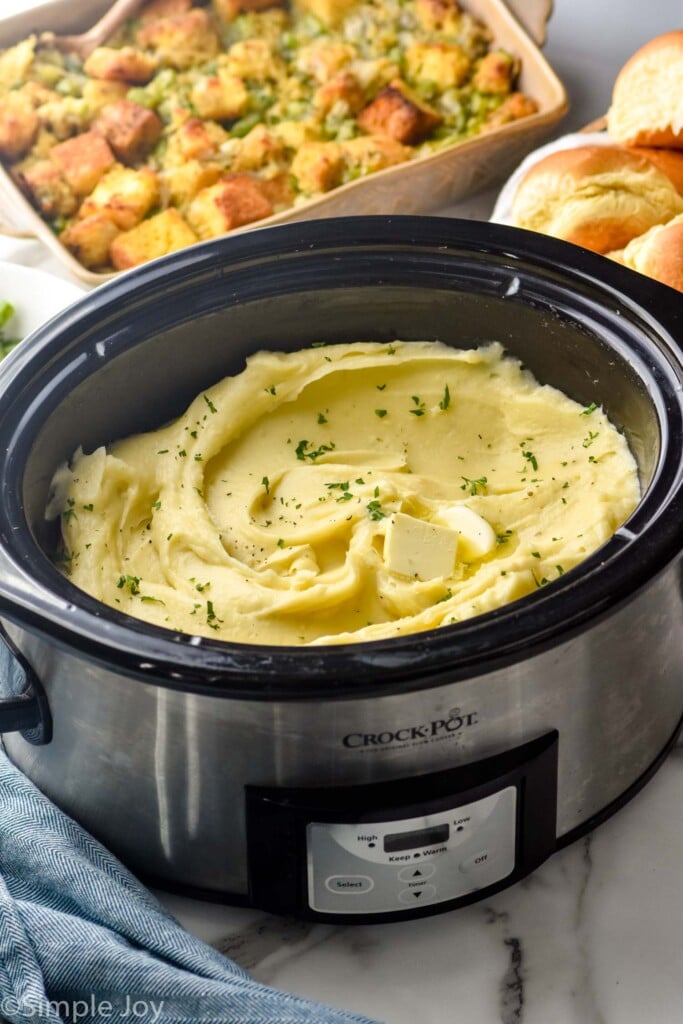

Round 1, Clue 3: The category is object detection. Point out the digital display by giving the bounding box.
[383,823,450,853]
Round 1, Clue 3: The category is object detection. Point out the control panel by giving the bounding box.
[307,787,516,913]
[246,731,558,922]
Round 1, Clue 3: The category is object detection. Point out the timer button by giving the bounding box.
[324,875,374,894]
[398,884,437,904]
[398,863,436,882]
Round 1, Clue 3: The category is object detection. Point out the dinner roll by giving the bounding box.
[627,147,683,195]
[509,145,683,254]
[607,31,683,148]
[607,213,683,292]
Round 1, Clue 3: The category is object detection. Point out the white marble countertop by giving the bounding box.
[1,1,683,1022]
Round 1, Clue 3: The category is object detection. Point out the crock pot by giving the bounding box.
[0,216,681,924]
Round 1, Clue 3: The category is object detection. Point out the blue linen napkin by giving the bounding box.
[0,751,380,1024]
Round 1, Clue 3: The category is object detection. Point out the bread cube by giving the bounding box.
[414,0,462,34]
[60,214,120,269]
[136,9,220,70]
[93,100,163,164]
[165,117,227,163]
[472,51,517,95]
[357,81,441,145]
[340,134,410,173]
[191,72,249,121]
[314,71,365,115]
[78,164,160,230]
[0,91,39,160]
[83,46,158,85]
[0,37,36,91]
[232,125,285,171]
[270,119,322,150]
[212,0,284,21]
[35,96,90,139]
[291,0,357,28]
[187,174,273,238]
[50,131,115,196]
[295,41,354,84]
[404,42,471,92]
[161,160,222,207]
[138,0,192,26]
[223,39,285,81]
[82,80,129,116]
[289,141,344,193]
[481,92,538,132]
[110,208,198,269]
[256,171,295,209]
[16,159,77,217]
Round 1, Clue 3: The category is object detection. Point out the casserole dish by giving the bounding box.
[0,0,567,284]
[0,216,681,923]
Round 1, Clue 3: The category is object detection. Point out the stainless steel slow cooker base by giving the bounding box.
[0,218,681,922]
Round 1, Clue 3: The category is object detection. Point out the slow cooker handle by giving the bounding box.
[0,624,52,745]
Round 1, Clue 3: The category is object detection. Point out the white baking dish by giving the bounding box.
[0,0,567,284]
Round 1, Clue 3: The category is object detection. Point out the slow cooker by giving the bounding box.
[0,217,681,924]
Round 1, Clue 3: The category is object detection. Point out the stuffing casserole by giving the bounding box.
[0,0,538,272]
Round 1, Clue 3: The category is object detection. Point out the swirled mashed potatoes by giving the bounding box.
[50,341,640,645]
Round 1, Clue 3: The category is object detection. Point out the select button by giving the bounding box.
[325,875,375,895]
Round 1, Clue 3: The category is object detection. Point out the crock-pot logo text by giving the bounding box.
[343,709,478,750]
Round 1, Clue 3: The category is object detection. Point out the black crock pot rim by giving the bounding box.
[0,215,682,700]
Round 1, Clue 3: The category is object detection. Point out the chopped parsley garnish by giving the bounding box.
[460,476,488,496]
[581,403,598,415]
[367,499,386,521]
[386,345,396,355]
[376,383,387,391]
[556,565,565,575]
[203,394,217,414]
[117,575,141,596]
[436,589,453,604]
[311,341,328,348]
[438,385,451,411]
[582,431,599,449]
[140,595,165,605]
[178,449,187,458]
[265,385,277,395]
[521,449,538,471]
[496,530,512,545]
[375,409,388,418]
[531,551,541,558]
[410,395,426,416]
[157,449,169,454]
[262,476,270,495]
[152,500,161,510]
[276,538,285,548]
[82,503,94,512]
[317,412,328,424]
[326,481,350,491]
[206,600,222,630]
[295,439,336,461]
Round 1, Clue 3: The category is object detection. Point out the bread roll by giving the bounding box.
[607,213,683,292]
[509,145,683,254]
[627,146,683,195]
[607,31,683,148]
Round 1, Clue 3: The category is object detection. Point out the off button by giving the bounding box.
[325,875,375,894]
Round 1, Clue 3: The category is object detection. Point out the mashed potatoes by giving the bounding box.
[50,341,640,645]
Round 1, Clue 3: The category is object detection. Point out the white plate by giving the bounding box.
[0,261,86,347]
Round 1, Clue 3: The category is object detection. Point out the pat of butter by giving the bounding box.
[384,512,458,581]
[433,505,496,561]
